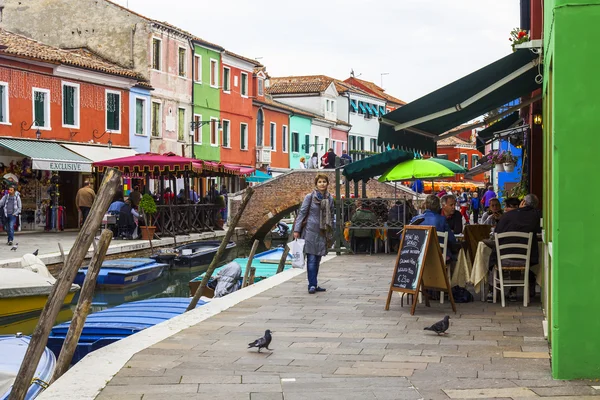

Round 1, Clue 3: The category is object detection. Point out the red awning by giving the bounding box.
[93,152,202,174]
[239,167,255,176]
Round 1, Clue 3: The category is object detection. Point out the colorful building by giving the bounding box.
[289,114,312,168]
[343,76,406,112]
[436,134,485,183]
[219,51,262,167]
[129,83,152,153]
[191,40,224,162]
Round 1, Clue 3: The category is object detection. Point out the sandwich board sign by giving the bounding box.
[385,225,456,315]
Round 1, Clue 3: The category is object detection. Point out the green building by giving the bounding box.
[192,41,222,161]
[289,115,312,168]
[543,0,600,379]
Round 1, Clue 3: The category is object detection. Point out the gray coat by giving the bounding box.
[294,192,334,256]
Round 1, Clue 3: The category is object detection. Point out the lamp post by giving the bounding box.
[20,120,42,140]
[92,129,112,149]
[189,119,221,159]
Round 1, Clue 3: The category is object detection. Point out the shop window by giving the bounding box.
[105,90,121,132]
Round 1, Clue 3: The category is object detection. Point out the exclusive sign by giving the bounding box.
[33,160,92,172]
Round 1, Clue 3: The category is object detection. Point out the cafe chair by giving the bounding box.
[492,232,534,307]
[437,231,449,304]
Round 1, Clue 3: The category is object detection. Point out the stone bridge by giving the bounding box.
[229,169,414,239]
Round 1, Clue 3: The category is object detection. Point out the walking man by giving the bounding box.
[76,180,96,226]
[0,186,21,245]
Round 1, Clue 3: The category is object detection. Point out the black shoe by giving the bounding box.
[509,292,518,302]
[315,287,326,292]
[308,286,316,294]
[8,241,12,246]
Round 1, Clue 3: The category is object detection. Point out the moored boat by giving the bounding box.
[189,247,293,296]
[0,334,56,400]
[151,240,236,269]
[0,268,79,319]
[47,298,207,364]
[73,258,167,290]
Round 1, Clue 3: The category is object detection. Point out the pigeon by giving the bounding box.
[10,243,18,251]
[424,316,450,335]
[32,249,39,256]
[248,329,272,353]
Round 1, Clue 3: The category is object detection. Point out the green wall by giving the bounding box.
[545,0,600,379]
[193,44,221,161]
[289,115,312,168]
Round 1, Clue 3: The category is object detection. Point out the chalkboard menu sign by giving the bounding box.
[393,228,429,290]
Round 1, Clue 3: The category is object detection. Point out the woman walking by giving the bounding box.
[293,173,335,294]
[307,152,319,169]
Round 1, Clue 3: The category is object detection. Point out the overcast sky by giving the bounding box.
[115,0,520,102]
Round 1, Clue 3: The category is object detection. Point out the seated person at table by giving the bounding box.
[107,192,125,215]
[487,194,541,302]
[441,194,462,234]
[117,199,140,239]
[481,198,503,226]
[410,195,457,260]
[350,200,378,252]
[504,197,520,213]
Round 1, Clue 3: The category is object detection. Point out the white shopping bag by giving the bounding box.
[288,239,306,269]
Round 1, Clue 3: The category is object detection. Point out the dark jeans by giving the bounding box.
[306,253,322,289]
[5,214,16,242]
[472,209,480,224]
[80,206,91,225]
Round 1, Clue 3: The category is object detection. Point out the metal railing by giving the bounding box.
[154,204,221,236]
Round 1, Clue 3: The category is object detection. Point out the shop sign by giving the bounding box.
[33,159,92,172]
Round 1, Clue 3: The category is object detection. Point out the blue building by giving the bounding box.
[129,84,152,154]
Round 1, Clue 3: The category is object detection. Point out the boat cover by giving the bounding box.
[20,254,55,281]
[0,268,78,298]
[214,261,242,298]
[0,335,56,399]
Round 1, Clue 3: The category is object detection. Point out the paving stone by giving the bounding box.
[181,375,242,384]
[531,386,600,396]
[334,367,414,377]
[107,376,182,385]
[250,393,283,400]
[443,387,537,398]
[100,383,199,395]
[241,375,281,384]
[196,383,282,393]
[353,361,428,370]
[382,355,441,363]
[503,351,550,359]
[96,394,143,400]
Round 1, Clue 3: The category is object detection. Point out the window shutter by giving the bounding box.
[0,86,4,122]
[107,93,120,130]
[34,92,45,126]
[63,86,75,126]
[136,99,144,134]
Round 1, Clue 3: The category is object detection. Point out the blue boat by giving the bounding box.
[189,247,293,295]
[47,298,206,364]
[74,258,167,289]
[0,334,56,400]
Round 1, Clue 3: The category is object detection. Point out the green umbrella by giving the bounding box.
[378,159,455,182]
[428,157,468,174]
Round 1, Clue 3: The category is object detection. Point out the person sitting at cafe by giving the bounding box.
[107,192,125,215]
[117,199,140,239]
[481,198,503,226]
[410,195,457,259]
[350,200,378,253]
[487,194,541,302]
[441,194,462,234]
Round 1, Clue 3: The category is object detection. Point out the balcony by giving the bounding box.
[256,146,272,164]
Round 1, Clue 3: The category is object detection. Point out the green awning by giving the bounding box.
[476,112,520,153]
[350,100,359,112]
[379,106,386,115]
[358,102,367,113]
[378,49,541,155]
[0,138,92,172]
[428,157,468,174]
[342,149,414,182]
[364,103,375,115]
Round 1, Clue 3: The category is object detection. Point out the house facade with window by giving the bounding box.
[219,51,262,167]
[289,114,312,169]
[192,40,224,162]
[129,83,152,153]
[342,90,387,161]
[343,76,406,113]
[436,134,485,183]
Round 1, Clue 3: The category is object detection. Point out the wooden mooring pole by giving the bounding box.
[51,229,113,382]
[186,187,254,311]
[276,246,290,274]
[8,168,121,400]
[242,239,259,288]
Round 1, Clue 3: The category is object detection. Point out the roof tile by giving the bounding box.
[0,29,145,81]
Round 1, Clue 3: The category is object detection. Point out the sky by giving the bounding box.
[114,0,520,102]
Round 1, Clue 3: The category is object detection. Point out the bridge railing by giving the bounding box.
[154,204,221,236]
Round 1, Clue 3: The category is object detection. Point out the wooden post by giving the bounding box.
[242,239,259,288]
[8,168,121,400]
[276,246,290,274]
[186,187,254,311]
[57,243,65,266]
[51,229,113,382]
[248,267,256,285]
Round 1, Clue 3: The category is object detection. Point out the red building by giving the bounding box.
[220,51,262,168]
[436,134,486,183]
[0,29,144,230]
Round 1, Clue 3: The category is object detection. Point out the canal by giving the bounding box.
[0,237,282,336]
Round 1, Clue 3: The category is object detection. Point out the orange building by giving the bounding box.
[436,135,486,183]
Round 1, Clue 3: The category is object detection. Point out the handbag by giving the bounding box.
[293,193,313,236]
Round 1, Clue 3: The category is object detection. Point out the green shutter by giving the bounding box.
[136,99,144,134]
[305,135,310,154]
[241,124,246,149]
[0,86,4,122]
[63,86,75,126]
[34,92,45,127]
[107,93,120,130]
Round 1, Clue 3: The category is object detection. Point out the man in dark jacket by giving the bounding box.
[441,194,462,234]
[325,148,336,169]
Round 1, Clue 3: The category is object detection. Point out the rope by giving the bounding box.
[31,377,50,389]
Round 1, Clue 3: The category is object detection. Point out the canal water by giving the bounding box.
[0,238,282,336]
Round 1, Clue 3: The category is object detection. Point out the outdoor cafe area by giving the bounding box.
[93,152,254,237]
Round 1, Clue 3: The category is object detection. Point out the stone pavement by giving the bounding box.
[95,255,598,400]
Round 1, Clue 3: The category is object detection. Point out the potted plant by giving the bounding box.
[139,194,157,240]
[509,28,530,52]
[491,151,506,172]
[502,151,518,173]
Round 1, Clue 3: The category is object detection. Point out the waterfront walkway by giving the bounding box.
[49,255,598,400]
[0,229,244,269]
